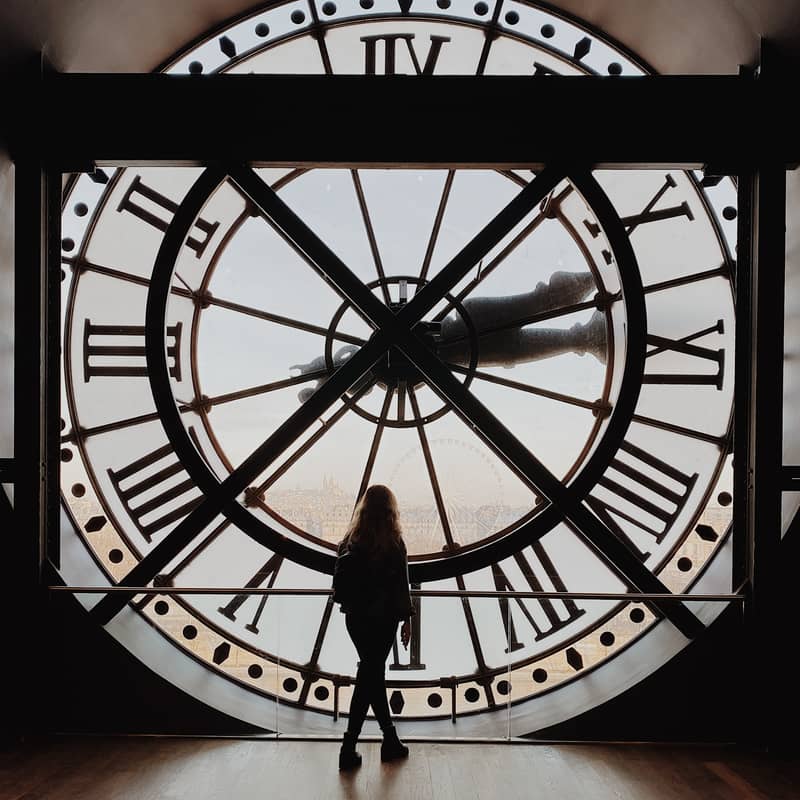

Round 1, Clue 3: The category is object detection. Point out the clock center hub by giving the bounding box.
[371,315,442,388]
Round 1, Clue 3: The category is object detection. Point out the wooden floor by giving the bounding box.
[1,736,799,800]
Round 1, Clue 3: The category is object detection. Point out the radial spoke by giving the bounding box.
[65,255,189,295]
[408,386,456,550]
[65,255,366,347]
[432,184,574,322]
[163,518,233,582]
[351,169,391,304]
[497,169,531,188]
[643,264,729,295]
[451,363,611,413]
[631,413,728,447]
[356,388,394,505]
[205,294,366,346]
[204,369,329,409]
[397,380,407,422]
[254,380,375,496]
[417,169,455,288]
[62,370,331,444]
[62,410,162,443]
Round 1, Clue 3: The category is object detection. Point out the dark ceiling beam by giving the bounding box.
[10,72,800,169]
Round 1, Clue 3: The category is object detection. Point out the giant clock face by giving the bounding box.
[58,0,738,735]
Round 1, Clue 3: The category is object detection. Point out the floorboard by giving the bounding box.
[1,737,798,800]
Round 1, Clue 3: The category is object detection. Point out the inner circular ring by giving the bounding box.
[323,275,480,428]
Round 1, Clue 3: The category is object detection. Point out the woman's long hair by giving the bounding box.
[341,484,403,557]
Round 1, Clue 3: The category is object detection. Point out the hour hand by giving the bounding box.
[291,344,374,403]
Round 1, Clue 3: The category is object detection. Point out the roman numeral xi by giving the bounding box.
[117,175,220,258]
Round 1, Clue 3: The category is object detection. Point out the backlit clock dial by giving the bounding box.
[58,0,737,736]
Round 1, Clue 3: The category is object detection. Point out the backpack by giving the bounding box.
[332,545,389,615]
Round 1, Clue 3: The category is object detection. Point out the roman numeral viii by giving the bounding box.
[108,442,203,542]
[83,320,182,381]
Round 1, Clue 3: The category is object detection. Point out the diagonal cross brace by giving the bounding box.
[92,164,702,639]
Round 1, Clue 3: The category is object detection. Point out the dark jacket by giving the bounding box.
[334,537,414,621]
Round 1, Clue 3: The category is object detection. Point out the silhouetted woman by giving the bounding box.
[334,484,414,771]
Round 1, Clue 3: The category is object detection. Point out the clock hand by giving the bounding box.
[436,269,606,367]
[431,183,576,321]
[292,275,604,408]
[291,344,374,403]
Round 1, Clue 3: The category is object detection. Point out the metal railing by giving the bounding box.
[49,585,746,601]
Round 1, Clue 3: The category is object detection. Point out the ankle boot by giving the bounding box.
[380,724,409,762]
[339,731,362,771]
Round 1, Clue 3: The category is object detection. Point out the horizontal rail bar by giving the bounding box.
[52,731,743,746]
[9,73,800,168]
[781,465,800,489]
[49,586,744,602]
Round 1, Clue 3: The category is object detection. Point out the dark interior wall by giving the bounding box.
[0,0,259,73]
[8,0,799,74]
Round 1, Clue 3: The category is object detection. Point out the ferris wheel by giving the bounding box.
[388,436,508,554]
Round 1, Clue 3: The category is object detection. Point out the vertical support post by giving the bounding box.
[7,51,59,738]
[44,169,61,569]
[733,170,753,595]
[11,157,47,740]
[738,163,786,749]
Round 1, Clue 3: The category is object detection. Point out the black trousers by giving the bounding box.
[345,612,399,737]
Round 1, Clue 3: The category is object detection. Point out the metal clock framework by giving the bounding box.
[42,0,772,737]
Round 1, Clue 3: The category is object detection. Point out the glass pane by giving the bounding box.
[60,164,737,738]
